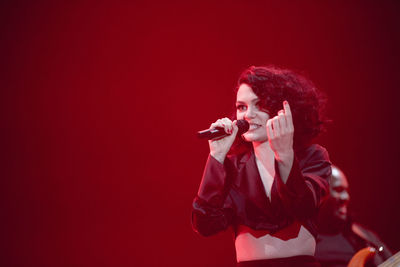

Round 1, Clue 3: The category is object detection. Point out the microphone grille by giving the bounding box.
[236,120,249,134]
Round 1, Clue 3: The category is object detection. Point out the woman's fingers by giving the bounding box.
[268,101,294,139]
[272,116,280,136]
[210,118,234,134]
[267,101,294,155]
[221,117,233,134]
[208,118,237,163]
[267,119,274,139]
[283,101,293,130]
[283,100,291,115]
[231,120,239,135]
[277,109,287,130]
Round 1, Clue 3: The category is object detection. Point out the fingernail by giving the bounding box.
[284,100,288,105]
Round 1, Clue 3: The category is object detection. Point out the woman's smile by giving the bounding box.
[248,122,263,131]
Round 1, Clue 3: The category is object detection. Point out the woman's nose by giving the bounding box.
[245,107,256,119]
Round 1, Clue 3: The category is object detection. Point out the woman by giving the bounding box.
[192,66,331,266]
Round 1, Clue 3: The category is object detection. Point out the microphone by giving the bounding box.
[197,120,249,140]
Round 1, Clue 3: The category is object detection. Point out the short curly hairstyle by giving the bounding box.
[235,65,328,149]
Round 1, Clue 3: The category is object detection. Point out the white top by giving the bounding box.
[235,225,316,262]
[255,156,275,199]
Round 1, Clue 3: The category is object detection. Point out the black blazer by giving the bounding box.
[192,144,331,239]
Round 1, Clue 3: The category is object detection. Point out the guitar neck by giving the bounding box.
[378,250,400,267]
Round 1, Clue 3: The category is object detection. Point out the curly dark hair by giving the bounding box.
[235,65,328,149]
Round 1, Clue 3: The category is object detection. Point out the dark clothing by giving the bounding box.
[315,232,356,267]
[192,144,331,239]
[237,256,320,267]
[315,222,392,267]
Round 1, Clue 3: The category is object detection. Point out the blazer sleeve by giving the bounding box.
[270,144,331,219]
[191,155,235,236]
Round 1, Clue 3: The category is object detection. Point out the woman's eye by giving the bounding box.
[236,105,247,111]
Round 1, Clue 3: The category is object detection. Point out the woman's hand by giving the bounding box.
[209,118,238,164]
[267,101,294,182]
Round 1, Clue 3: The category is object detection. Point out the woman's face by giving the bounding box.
[236,83,270,143]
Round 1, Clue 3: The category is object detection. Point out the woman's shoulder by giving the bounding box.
[296,143,332,180]
[296,143,330,162]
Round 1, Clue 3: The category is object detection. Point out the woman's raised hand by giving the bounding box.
[266,101,294,163]
[209,118,238,164]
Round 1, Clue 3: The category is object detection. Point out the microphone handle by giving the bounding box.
[197,127,227,140]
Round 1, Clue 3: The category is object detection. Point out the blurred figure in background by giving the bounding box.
[315,165,392,266]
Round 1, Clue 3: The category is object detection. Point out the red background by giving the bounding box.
[1,1,399,266]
